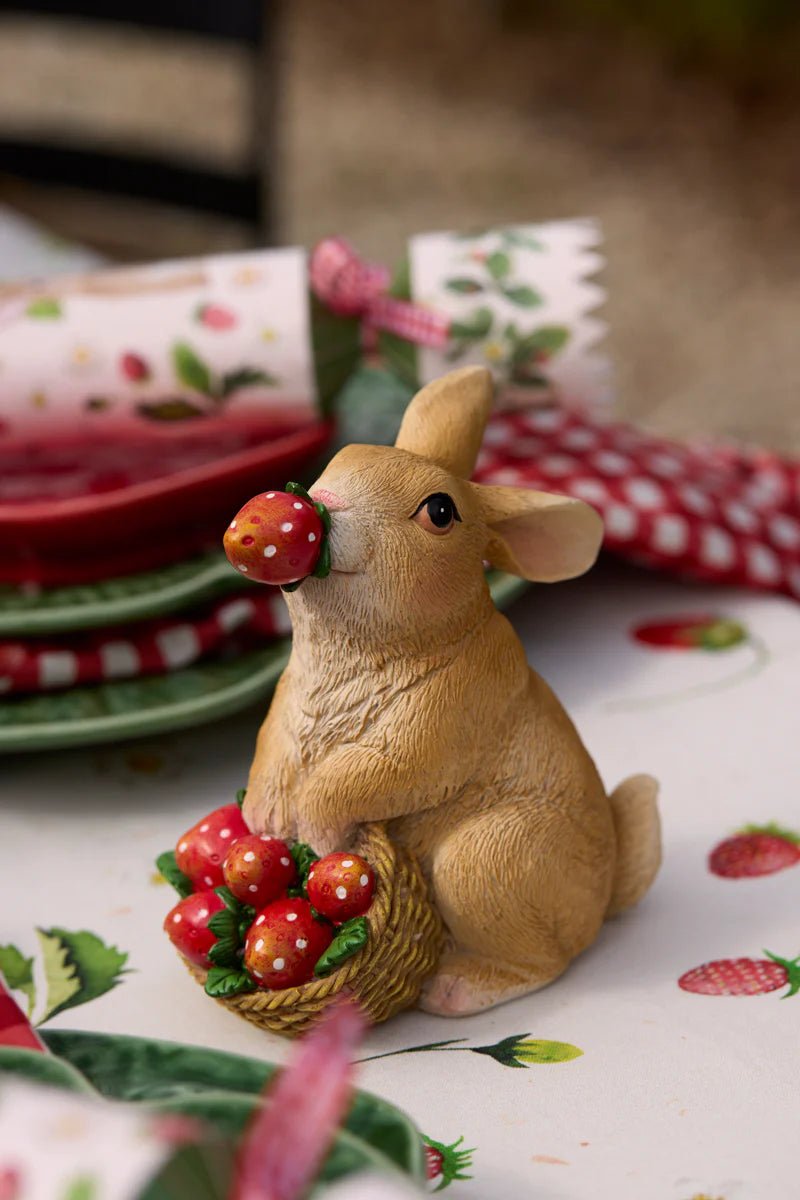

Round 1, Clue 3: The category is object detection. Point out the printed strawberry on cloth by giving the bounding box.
[2,559,799,1199]
[475,406,800,601]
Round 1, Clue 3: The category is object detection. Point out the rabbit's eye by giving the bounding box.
[412,493,461,535]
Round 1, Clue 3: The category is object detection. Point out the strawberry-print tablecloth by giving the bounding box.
[2,561,799,1200]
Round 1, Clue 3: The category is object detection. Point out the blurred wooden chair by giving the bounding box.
[0,1,277,259]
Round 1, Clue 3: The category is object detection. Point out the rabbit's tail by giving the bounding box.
[606,774,661,917]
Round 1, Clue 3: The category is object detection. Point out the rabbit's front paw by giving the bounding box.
[298,819,354,857]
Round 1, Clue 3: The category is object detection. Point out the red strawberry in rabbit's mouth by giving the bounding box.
[709,823,800,879]
[223,482,331,589]
[678,951,800,997]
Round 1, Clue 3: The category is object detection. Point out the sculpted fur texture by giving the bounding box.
[244,366,661,1016]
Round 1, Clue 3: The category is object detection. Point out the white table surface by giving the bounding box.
[3,560,799,1200]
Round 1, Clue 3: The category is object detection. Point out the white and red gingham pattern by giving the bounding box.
[309,237,450,348]
[0,590,289,695]
[475,408,800,600]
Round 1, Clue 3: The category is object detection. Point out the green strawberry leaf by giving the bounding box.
[699,619,747,650]
[285,481,313,504]
[136,399,207,422]
[204,967,256,999]
[155,851,193,899]
[235,788,247,810]
[172,342,213,395]
[485,250,511,280]
[62,1177,98,1200]
[313,539,332,579]
[26,297,62,319]
[0,944,36,1016]
[510,325,570,361]
[214,886,242,915]
[500,284,542,308]
[220,367,278,399]
[36,929,129,1023]
[444,278,484,295]
[739,821,800,844]
[290,842,319,891]
[314,917,368,977]
[502,229,543,251]
[449,307,493,340]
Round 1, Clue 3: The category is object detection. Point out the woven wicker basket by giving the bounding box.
[184,823,444,1037]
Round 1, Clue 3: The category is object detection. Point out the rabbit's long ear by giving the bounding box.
[394,366,493,478]
[475,484,603,582]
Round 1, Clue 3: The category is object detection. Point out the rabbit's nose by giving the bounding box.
[310,487,349,512]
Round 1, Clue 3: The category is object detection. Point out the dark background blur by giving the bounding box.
[1,0,799,450]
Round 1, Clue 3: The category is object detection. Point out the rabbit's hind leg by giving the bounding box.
[419,950,567,1016]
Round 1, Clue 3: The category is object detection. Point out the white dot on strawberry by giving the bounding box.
[243,851,256,863]
[286,912,297,922]
[281,522,293,532]
[273,958,285,970]
[199,824,209,833]
[164,889,225,967]
[266,492,275,499]
[306,852,376,922]
[264,545,277,557]
[296,938,307,949]
[308,532,316,542]
[293,502,303,510]
[255,938,264,951]
[280,857,290,866]
[230,521,237,529]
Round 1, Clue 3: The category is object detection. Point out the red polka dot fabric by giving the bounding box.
[474,408,800,600]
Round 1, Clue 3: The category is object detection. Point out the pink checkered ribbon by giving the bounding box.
[309,237,451,348]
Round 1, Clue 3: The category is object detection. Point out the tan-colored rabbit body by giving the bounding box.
[244,368,660,1015]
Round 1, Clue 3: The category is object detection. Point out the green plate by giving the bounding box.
[0,1028,426,1191]
[0,552,245,637]
[0,572,528,754]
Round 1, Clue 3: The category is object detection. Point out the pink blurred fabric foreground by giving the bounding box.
[231,999,368,1200]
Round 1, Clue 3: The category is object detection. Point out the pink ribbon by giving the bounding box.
[309,236,451,348]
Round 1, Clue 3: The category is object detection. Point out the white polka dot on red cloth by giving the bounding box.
[646,453,684,479]
[539,454,577,477]
[561,426,598,452]
[604,504,638,540]
[724,501,760,534]
[768,513,800,550]
[680,485,715,518]
[747,542,782,585]
[525,408,565,433]
[625,478,665,510]
[700,525,736,569]
[592,450,631,477]
[569,478,608,506]
[652,513,689,555]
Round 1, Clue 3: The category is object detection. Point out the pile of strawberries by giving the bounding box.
[159,793,376,997]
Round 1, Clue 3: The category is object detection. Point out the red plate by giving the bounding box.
[0,415,332,585]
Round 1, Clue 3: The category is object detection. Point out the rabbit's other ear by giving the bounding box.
[395,366,493,478]
[477,485,603,582]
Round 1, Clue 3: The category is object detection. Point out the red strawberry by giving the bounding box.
[196,303,237,330]
[223,832,297,906]
[423,1136,474,1188]
[709,823,800,879]
[224,488,326,586]
[175,803,249,890]
[244,897,333,989]
[678,951,800,997]
[163,889,225,967]
[632,615,746,651]
[120,352,150,382]
[306,852,375,922]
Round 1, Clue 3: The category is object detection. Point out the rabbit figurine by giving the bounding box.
[243,366,661,1016]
